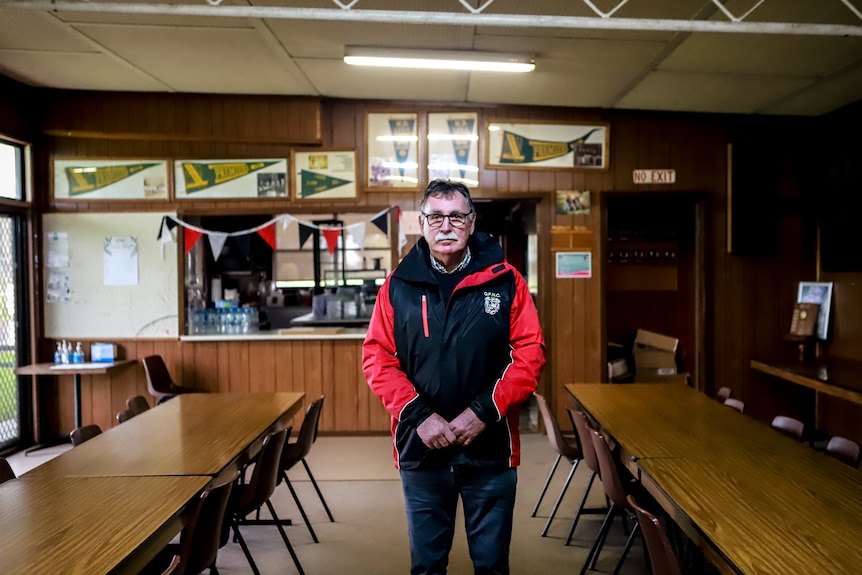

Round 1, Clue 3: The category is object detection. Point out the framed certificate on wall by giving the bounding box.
[366,112,420,190]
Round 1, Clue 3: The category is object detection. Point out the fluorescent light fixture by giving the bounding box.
[344,47,535,73]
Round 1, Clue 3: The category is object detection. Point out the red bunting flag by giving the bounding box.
[184,228,203,255]
[321,228,341,256]
[257,223,277,250]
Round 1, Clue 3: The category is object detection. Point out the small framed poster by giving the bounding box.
[427,111,479,188]
[52,158,169,200]
[797,281,833,340]
[486,120,609,170]
[366,112,421,190]
[175,158,287,199]
[556,251,592,278]
[291,149,358,201]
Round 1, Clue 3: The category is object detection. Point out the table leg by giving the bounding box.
[73,373,82,429]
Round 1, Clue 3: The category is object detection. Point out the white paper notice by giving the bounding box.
[46,232,70,268]
[46,269,71,302]
[104,236,139,286]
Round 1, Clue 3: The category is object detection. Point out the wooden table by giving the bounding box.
[27,392,305,482]
[566,383,862,575]
[15,360,136,430]
[0,474,210,575]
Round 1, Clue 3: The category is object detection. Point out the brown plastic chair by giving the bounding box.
[279,396,334,525]
[223,427,304,575]
[142,355,203,404]
[565,410,608,546]
[116,408,136,424]
[715,386,732,403]
[0,458,16,484]
[579,428,640,575]
[69,424,102,446]
[126,395,151,416]
[723,398,745,413]
[627,494,684,575]
[825,436,861,467]
[142,470,238,575]
[532,393,582,537]
[771,415,804,442]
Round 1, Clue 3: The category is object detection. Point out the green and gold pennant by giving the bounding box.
[180,161,279,194]
[300,170,352,198]
[498,127,600,164]
[64,163,159,197]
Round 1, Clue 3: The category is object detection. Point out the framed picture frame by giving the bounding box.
[291,149,359,201]
[366,111,421,190]
[427,111,479,188]
[52,158,170,200]
[797,281,834,340]
[175,158,287,199]
[556,190,591,215]
[486,120,609,170]
[556,251,593,278]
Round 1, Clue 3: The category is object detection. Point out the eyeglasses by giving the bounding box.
[421,210,473,229]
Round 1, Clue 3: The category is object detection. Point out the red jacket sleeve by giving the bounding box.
[470,269,546,422]
[362,278,434,427]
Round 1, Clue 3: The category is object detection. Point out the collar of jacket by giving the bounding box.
[393,231,505,285]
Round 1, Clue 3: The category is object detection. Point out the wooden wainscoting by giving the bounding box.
[35,338,390,438]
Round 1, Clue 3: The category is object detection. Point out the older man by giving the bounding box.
[362,179,546,575]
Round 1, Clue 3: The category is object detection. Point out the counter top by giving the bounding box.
[181,327,367,342]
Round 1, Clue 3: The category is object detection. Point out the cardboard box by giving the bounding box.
[632,329,678,375]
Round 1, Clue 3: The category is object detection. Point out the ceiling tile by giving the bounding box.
[0,51,169,91]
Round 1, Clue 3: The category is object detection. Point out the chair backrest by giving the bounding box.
[590,428,630,508]
[126,395,151,415]
[627,494,684,575]
[569,409,600,476]
[159,555,181,575]
[826,436,861,467]
[0,458,16,484]
[116,408,136,424]
[235,427,290,514]
[283,396,325,467]
[723,398,745,413]
[770,415,804,442]
[70,424,102,446]
[176,470,238,575]
[534,392,579,460]
[716,386,732,403]
[142,355,177,398]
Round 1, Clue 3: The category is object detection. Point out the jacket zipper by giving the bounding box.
[421,294,429,338]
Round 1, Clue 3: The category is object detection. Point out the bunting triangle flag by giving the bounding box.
[370,211,388,236]
[298,222,315,249]
[279,214,296,229]
[233,234,251,259]
[299,170,353,199]
[207,232,228,262]
[184,229,203,255]
[257,223,277,250]
[322,228,341,256]
[347,222,366,251]
[157,216,174,243]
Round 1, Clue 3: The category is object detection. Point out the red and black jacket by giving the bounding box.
[362,232,546,470]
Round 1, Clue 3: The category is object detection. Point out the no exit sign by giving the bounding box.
[633,169,676,184]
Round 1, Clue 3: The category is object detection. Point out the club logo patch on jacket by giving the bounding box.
[484,292,501,316]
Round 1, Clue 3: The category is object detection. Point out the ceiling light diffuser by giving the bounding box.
[344,47,535,73]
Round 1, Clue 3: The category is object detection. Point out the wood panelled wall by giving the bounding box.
[7,85,859,441]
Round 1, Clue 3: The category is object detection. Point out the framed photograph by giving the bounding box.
[291,149,358,201]
[52,158,169,200]
[427,112,479,188]
[556,251,592,278]
[556,190,591,215]
[175,158,287,199]
[486,121,609,170]
[366,112,420,190]
[797,281,834,340]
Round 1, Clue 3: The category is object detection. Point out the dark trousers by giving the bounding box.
[400,465,517,575]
